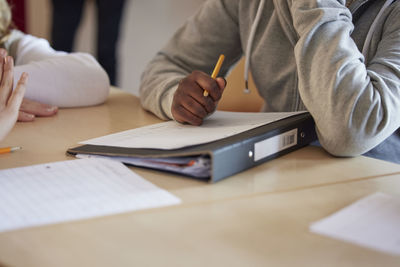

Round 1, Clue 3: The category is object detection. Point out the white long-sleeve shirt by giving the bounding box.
[5,30,110,107]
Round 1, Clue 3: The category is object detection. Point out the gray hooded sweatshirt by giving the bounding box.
[140,0,400,163]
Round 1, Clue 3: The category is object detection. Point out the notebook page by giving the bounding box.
[0,158,181,233]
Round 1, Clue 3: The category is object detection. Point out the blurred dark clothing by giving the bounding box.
[7,0,26,31]
[51,0,126,85]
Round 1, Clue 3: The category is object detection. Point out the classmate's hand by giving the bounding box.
[172,71,226,126]
[18,98,58,122]
[0,50,27,141]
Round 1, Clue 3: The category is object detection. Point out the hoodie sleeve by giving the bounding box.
[11,32,110,108]
[291,0,400,157]
[139,0,243,120]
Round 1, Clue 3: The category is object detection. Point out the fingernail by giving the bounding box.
[5,56,12,65]
[21,72,29,81]
[47,106,58,112]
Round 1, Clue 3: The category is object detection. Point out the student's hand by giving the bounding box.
[0,50,27,141]
[172,70,226,125]
[18,98,58,122]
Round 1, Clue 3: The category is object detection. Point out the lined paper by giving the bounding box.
[0,158,181,232]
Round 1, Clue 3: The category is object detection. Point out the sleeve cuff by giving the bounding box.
[160,85,178,120]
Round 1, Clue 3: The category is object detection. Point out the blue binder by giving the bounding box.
[67,112,316,182]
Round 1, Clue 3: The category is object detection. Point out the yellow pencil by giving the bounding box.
[204,54,225,97]
[0,146,21,154]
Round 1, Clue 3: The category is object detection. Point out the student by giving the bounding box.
[1,0,110,122]
[139,0,400,163]
[0,48,26,141]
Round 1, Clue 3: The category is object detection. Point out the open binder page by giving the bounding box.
[80,111,306,150]
[76,154,211,178]
[0,158,181,233]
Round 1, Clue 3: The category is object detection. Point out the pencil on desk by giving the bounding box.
[204,54,225,97]
[0,146,21,154]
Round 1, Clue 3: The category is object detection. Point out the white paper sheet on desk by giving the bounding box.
[310,192,400,256]
[80,111,305,149]
[0,158,181,233]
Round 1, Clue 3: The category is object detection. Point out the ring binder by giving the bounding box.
[67,112,316,182]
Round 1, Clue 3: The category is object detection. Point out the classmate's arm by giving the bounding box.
[290,0,400,157]
[11,32,110,108]
[139,0,242,121]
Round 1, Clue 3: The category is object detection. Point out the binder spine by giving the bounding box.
[210,116,316,182]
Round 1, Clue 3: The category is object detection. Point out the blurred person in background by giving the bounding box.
[51,0,126,86]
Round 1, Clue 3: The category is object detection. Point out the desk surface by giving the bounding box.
[1,89,400,266]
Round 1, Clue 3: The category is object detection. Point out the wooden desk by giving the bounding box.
[1,89,400,266]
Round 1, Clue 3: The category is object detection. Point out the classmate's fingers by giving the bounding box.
[0,71,26,141]
[0,49,7,86]
[0,56,14,107]
[18,110,35,122]
[19,98,58,117]
[172,105,203,126]
[6,73,27,114]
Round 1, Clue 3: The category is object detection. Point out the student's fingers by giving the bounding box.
[210,77,228,111]
[19,98,58,117]
[193,71,224,102]
[172,90,205,125]
[179,71,217,113]
[0,56,14,107]
[180,94,208,118]
[6,72,27,114]
[172,104,203,126]
[215,77,227,90]
[171,71,225,125]
[173,73,216,120]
